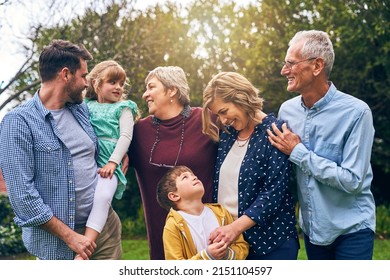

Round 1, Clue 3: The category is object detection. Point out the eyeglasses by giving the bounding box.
[281,57,317,70]
[149,119,185,168]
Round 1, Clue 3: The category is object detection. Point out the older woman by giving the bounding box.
[128,66,217,260]
[202,72,299,260]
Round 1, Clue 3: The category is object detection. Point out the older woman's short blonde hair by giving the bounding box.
[145,66,190,106]
[202,72,263,142]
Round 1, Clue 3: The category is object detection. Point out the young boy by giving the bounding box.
[156,165,249,260]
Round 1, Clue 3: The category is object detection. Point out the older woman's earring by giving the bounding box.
[170,98,173,103]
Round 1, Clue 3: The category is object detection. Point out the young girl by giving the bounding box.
[76,60,138,259]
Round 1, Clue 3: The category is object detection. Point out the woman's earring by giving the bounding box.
[170,98,173,103]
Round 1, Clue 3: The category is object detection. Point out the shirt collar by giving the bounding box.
[300,82,336,111]
[152,105,191,124]
[32,90,51,118]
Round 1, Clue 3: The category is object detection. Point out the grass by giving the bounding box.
[8,238,390,260]
[372,239,390,260]
[121,239,150,260]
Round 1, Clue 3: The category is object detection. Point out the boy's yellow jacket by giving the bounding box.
[163,203,249,260]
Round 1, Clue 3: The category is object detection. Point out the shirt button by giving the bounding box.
[69,180,72,184]
[69,198,73,202]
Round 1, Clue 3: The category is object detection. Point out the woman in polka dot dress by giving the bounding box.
[202,72,299,260]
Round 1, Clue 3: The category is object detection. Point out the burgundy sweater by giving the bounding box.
[128,107,217,260]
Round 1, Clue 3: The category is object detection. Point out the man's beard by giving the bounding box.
[65,82,84,104]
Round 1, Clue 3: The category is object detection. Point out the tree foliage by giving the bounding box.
[1,0,389,207]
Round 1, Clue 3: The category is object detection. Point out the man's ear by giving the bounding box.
[313,57,325,77]
[168,192,180,202]
[60,67,71,82]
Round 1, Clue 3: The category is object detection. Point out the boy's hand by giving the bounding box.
[207,240,228,260]
[98,162,117,179]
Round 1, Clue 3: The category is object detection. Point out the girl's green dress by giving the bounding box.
[85,98,138,199]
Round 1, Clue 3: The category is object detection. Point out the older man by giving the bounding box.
[267,30,375,260]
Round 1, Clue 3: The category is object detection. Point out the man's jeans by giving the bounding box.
[303,228,374,260]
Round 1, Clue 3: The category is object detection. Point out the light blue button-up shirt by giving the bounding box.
[278,83,376,245]
[0,92,98,259]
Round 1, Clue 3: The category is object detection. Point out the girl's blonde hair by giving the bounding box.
[202,72,264,142]
[85,60,127,100]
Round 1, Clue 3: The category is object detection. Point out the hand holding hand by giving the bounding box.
[68,232,97,260]
[207,240,228,260]
[209,224,238,247]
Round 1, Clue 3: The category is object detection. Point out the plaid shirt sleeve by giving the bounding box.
[0,111,54,227]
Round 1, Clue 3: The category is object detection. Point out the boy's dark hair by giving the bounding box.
[39,39,93,82]
[156,165,193,211]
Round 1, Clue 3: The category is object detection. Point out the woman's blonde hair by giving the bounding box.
[202,72,264,142]
[85,60,127,100]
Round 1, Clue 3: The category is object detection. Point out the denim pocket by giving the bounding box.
[316,142,341,163]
